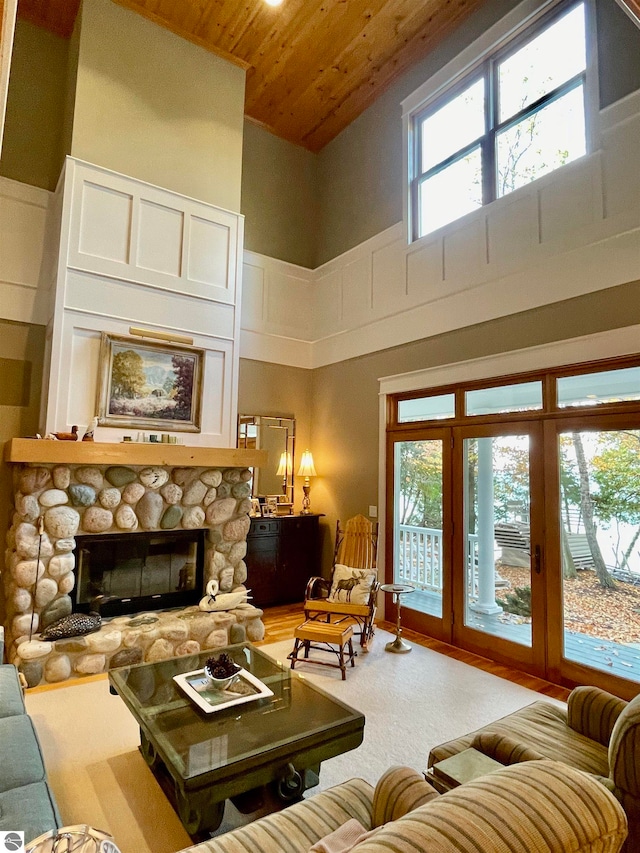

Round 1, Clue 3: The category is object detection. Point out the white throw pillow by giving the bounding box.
[328,564,376,605]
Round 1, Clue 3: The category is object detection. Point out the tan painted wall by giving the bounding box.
[238,358,314,511]
[0,320,45,632]
[0,19,69,191]
[241,121,318,268]
[72,0,246,213]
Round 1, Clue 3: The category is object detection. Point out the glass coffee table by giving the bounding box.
[108,642,365,837]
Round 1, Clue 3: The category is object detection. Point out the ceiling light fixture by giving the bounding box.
[264,0,283,6]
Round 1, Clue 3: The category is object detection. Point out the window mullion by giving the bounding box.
[484,60,496,206]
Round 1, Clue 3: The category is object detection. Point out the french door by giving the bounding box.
[389,423,545,673]
[390,429,453,641]
[452,423,546,673]
[387,358,640,697]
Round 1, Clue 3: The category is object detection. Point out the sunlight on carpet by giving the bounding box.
[25,628,557,853]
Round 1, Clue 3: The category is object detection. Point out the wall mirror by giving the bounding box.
[237,415,295,504]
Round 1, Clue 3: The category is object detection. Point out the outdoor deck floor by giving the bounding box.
[405,588,640,682]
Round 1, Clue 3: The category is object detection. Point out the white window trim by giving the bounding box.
[401,0,601,245]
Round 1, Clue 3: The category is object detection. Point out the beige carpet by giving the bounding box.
[25,628,561,852]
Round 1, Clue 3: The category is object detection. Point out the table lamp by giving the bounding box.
[297,450,317,515]
[276,451,293,495]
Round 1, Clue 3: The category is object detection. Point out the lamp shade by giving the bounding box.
[276,451,292,476]
[297,450,317,478]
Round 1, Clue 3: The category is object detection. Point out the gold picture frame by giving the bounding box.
[96,333,204,432]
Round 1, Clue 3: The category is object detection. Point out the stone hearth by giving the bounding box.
[3,442,267,687]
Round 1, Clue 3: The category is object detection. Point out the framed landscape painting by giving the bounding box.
[96,333,204,432]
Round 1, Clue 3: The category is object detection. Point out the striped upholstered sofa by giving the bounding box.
[180,760,626,853]
[428,685,640,851]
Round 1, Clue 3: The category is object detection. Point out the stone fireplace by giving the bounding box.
[3,440,267,687]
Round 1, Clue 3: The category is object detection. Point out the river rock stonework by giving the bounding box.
[4,462,264,686]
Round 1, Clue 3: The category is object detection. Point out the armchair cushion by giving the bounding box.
[371,765,439,827]
[328,565,376,605]
[471,731,546,765]
[609,692,640,799]
[353,761,627,853]
[568,686,627,746]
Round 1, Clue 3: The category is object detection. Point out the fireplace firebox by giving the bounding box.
[73,529,205,617]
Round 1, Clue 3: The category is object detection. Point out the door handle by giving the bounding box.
[534,544,542,574]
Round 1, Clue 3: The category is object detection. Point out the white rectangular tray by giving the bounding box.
[173,667,274,714]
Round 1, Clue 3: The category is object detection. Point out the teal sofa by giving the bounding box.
[0,628,61,841]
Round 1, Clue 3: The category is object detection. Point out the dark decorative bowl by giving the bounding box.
[204,654,241,690]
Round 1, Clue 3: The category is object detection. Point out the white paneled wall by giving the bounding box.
[241,90,640,369]
[0,178,52,325]
[43,158,243,445]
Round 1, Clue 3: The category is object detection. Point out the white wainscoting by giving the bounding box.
[241,91,640,369]
[0,177,52,325]
[43,158,243,445]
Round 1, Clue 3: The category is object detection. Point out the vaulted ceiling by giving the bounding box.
[15,0,492,151]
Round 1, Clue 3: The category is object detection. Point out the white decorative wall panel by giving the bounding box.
[241,261,266,330]
[487,193,537,270]
[0,178,51,325]
[137,200,183,276]
[67,159,238,305]
[371,237,406,318]
[600,91,640,221]
[443,217,487,290]
[313,268,342,332]
[188,215,231,293]
[51,312,235,445]
[78,182,133,264]
[538,156,603,246]
[342,255,373,326]
[43,157,243,446]
[405,238,442,305]
[64,271,236,340]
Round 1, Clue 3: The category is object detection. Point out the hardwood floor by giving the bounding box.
[258,603,570,702]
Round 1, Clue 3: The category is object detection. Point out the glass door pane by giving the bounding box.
[463,434,532,647]
[394,439,445,619]
[559,429,640,683]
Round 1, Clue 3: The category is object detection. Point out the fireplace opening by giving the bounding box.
[73,529,205,617]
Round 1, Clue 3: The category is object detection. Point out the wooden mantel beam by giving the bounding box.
[3,438,268,469]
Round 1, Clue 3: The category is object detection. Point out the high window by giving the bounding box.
[409,1,588,240]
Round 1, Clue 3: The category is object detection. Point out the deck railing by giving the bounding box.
[396,524,479,596]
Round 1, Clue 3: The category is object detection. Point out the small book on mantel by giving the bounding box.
[431,747,504,787]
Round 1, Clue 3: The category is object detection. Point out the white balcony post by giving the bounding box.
[471,437,502,615]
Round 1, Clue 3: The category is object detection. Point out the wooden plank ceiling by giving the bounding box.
[16,0,488,152]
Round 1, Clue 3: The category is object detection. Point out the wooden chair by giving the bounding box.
[303,514,379,648]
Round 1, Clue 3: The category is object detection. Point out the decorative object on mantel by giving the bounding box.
[51,425,79,441]
[82,417,98,441]
[297,449,317,515]
[199,579,252,612]
[96,332,204,433]
[39,612,102,641]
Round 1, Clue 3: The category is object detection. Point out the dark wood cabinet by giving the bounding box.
[246,515,322,608]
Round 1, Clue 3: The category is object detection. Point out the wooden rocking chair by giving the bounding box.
[303,514,379,648]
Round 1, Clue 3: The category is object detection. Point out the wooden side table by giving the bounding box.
[425,747,504,794]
